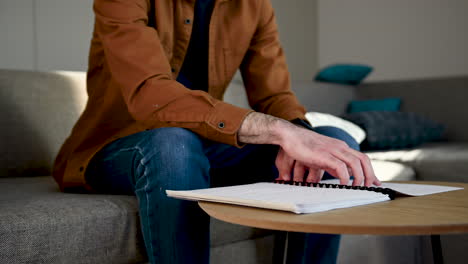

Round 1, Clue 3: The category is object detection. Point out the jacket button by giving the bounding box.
[218,122,225,129]
[184,19,191,24]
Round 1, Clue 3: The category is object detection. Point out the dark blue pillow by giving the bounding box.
[342,111,445,150]
[315,64,373,85]
[347,98,401,113]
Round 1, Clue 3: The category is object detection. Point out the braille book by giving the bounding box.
[166,180,462,214]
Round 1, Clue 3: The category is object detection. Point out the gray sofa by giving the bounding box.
[1,69,467,263]
[292,77,468,264]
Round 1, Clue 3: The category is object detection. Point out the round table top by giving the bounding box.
[199,181,468,235]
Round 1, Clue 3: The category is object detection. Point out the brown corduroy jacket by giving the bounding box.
[53,0,307,191]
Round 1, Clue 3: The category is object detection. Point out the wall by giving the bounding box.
[0,1,36,70]
[2,1,467,81]
[3,1,467,81]
[271,0,318,81]
[35,0,94,71]
[0,0,317,81]
[0,0,94,72]
[318,0,468,81]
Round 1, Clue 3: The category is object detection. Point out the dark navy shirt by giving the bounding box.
[177,0,215,91]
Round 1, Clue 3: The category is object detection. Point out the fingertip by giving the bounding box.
[280,174,291,181]
[317,170,325,183]
[339,178,348,185]
[352,177,363,186]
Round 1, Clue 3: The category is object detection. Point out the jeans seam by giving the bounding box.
[143,165,155,262]
[133,144,156,262]
[115,143,156,262]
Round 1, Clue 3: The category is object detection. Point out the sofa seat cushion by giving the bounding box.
[210,219,273,247]
[0,176,146,263]
[0,176,273,263]
[366,143,468,182]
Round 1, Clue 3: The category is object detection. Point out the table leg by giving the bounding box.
[431,235,444,264]
[273,231,287,264]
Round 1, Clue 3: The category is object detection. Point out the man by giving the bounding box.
[53,0,380,263]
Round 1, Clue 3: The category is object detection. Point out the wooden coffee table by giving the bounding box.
[199,181,468,264]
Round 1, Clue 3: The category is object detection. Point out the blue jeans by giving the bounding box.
[85,126,359,264]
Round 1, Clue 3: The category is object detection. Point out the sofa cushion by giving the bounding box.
[314,64,373,85]
[347,98,401,113]
[366,143,468,182]
[0,70,87,177]
[370,160,416,182]
[344,111,445,150]
[305,112,366,144]
[211,235,275,264]
[357,76,468,142]
[0,176,145,263]
[338,235,425,264]
[0,176,273,263]
[210,218,272,247]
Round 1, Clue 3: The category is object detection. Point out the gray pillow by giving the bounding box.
[342,111,445,150]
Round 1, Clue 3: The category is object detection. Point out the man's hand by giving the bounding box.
[238,112,381,186]
[276,147,325,183]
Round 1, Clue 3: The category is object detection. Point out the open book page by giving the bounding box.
[320,179,463,196]
[167,183,390,214]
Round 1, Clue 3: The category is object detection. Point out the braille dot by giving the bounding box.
[218,122,225,129]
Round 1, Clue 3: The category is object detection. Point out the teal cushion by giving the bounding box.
[347,98,401,113]
[315,64,373,85]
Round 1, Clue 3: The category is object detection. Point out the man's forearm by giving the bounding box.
[238,112,380,186]
[238,112,295,146]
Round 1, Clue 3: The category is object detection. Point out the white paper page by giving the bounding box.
[378,182,462,196]
[167,183,389,214]
[320,179,463,196]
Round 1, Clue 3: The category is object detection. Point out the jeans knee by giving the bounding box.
[313,126,360,151]
[141,127,210,190]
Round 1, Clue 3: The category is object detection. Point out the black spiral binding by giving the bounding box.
[274,180,396,200]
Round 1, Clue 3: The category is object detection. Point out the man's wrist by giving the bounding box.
[238,112,292,146]
[291,118,313,131]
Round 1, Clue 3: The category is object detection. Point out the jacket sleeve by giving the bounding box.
[94,0,252,147]
[240,0,307,121]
